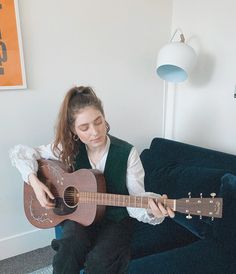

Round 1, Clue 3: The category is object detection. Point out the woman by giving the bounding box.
[10,86,174,274]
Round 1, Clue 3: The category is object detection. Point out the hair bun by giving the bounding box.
[75,86,93,95]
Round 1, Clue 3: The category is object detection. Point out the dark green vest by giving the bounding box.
[75,135,133,222]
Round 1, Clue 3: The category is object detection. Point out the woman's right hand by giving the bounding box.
[29,173,55,209]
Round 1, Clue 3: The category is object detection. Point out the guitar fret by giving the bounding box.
[79,193,150,208]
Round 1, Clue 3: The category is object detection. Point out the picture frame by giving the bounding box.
[0,0,27,90]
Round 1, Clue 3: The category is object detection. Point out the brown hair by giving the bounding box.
[52,86,104,169]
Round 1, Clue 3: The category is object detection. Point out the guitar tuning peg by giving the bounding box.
[199,215,202,220]
[200,193,203,198]
[188,192,191,198]
[211,217,214,221]
[186,214,192,219]
[210,193,216,199]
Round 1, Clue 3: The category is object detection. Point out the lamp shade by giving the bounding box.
[156,42,197,83]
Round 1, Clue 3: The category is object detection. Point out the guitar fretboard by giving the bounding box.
[77,192,175,210]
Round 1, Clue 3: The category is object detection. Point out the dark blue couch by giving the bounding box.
[56,138,236,273]
[129,138,236,274]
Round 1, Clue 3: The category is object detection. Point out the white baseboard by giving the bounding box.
[0,228,55,260]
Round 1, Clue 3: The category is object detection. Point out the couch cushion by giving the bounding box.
[131,218,198,259]
[129,238,233,274]
[145,164,226,238]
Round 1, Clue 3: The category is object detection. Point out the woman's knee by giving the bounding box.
[52,237,87,274]
[85,247,130,274]
[85,252,109,274]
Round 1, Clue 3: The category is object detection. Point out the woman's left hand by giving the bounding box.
[148,194,175,219]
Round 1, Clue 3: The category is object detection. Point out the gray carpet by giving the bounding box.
[0,246,55,274]
[29,265,53,274]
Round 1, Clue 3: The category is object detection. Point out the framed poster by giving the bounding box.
[0,0,26,90]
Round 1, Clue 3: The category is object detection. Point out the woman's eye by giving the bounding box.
[95,119,102,125]
[79,126,88,131]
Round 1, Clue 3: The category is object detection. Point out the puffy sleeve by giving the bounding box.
[9,143,60,183]
[126,147,165,225]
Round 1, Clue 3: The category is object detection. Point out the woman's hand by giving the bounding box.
[148,194,175,218]
[29,173,55,209]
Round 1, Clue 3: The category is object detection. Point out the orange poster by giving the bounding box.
[0,0,26,89]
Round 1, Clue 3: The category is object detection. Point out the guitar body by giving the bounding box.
[24,159,106,229]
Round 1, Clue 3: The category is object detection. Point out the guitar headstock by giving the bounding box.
[175,193,223,220]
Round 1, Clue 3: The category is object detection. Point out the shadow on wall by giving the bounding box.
[189,52,215,87]
[181,102,219,149]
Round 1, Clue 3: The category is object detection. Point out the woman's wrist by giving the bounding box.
[28,173,38,187]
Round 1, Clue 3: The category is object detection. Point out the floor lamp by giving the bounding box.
[156,29,197,138]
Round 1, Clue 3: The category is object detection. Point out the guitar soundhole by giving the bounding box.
[64,186,79,208]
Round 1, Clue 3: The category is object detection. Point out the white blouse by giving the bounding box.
[9,137,164,225]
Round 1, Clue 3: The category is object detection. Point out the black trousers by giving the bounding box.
[51,217,134,274]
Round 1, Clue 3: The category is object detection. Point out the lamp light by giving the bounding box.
[156,29,197,83]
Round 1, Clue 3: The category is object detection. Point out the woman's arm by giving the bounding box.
[126,147,174,225]
[9,143,60,208]
[9,143,60,183]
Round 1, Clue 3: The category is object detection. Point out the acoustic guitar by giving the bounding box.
[24,159,223,229]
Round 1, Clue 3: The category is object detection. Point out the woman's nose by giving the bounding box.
[90,125,98,136]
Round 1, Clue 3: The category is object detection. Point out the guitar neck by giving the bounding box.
[77,192,223,218]
[79,192,174,210]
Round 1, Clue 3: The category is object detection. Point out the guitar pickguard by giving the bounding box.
[53,197,77,216]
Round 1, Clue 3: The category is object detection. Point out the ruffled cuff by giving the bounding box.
[127,192,165,225]
[9,145,40,183]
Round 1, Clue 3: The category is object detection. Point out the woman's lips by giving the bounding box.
[91,137,102,142]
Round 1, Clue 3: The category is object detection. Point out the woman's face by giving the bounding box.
[74,106,107,150]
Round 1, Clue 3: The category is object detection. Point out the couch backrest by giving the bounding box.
[140,138,236,175]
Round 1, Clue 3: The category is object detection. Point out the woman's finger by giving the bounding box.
[42,185,55,200]
[148,199,163,217]
[167,207,175,218]
[157,202,168,216]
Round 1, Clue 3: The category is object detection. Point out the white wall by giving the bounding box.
[166,0,236,155]
[0,0,172,259]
